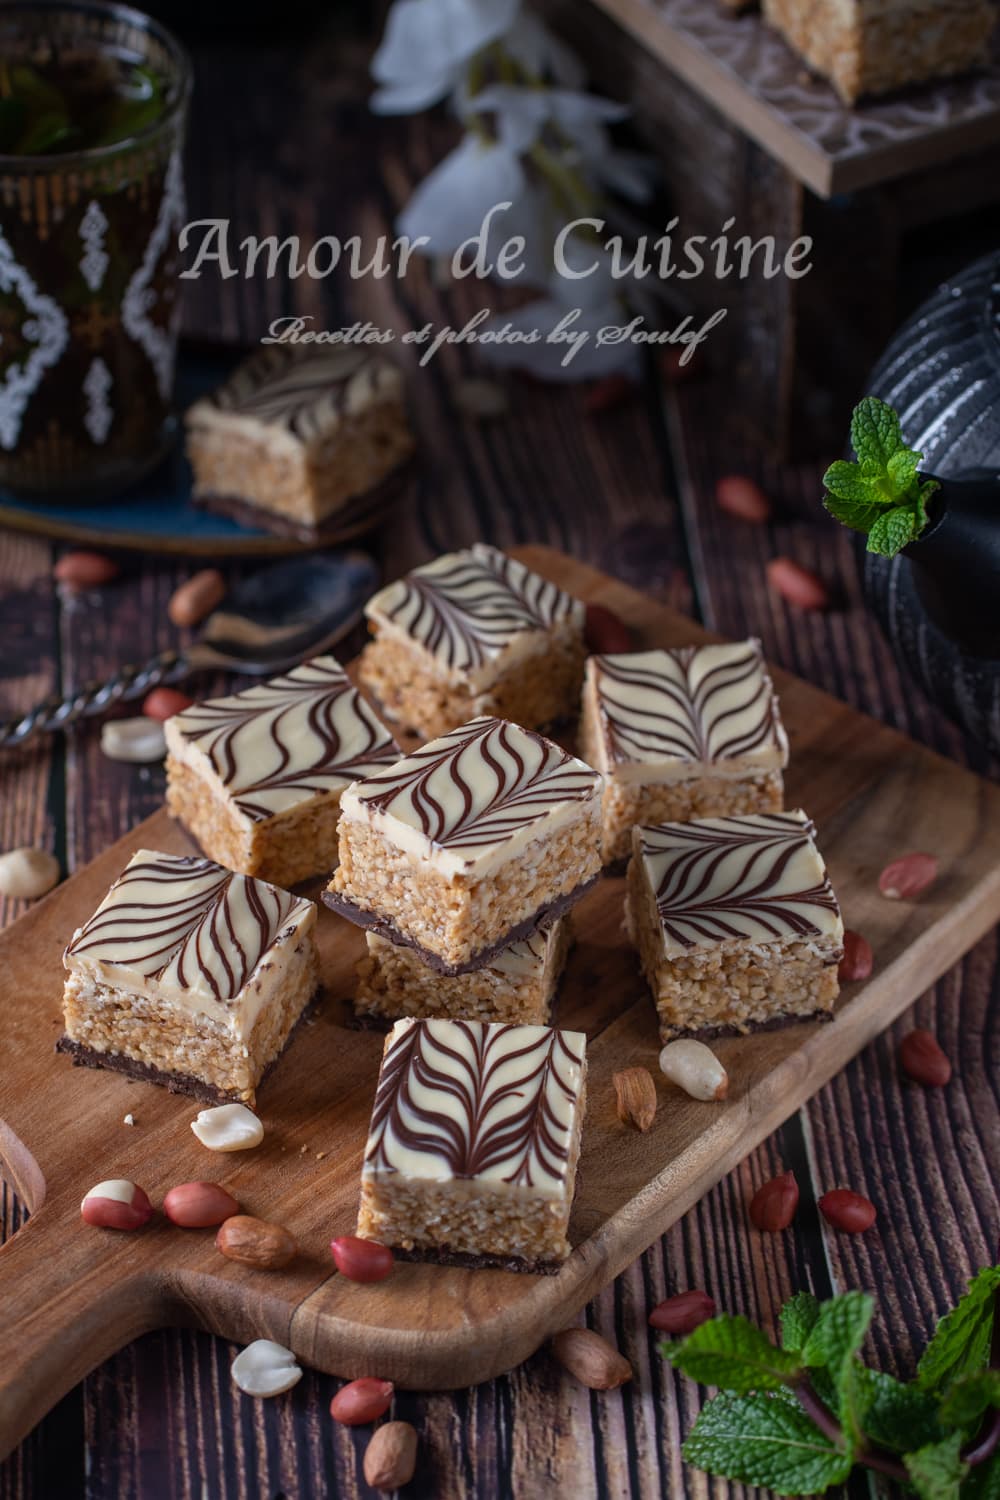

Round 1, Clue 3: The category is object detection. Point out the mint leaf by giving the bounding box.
[905,1431,969,1500]
[822,460,879,504]
[919,1267,1000,1396]
[939,1368,1000,1430]
[916,475,940,531]
[665,1316,802,1393]
[802,1293,872,1392]
[887,446,921,494]
[823,491,886,535]
[781,1293,821,1353]
[851,396,902,472]
[854,1366,944,1453]
[683,1392,853,1495]
[867,506,916,556]
[962,1451,1000,1499]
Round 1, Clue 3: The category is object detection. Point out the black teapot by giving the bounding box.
[860,252,1000,755]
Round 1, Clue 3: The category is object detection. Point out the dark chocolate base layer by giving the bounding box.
[391,1244,563,1276]
[665,1008,836,1043]
[323,874,599,977]
[193,459,413,543]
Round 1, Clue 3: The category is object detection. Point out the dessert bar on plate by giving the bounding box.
[58,850,319,1105]
[357,1017,588,1272]
[358,544,586,739]
[165,656,398,887]
[354,917,572,1026]
[579,640,788,865]
[185,345,414,539]
[626,810,843,1039]
[762,0,996,103]
[325,715,602,974]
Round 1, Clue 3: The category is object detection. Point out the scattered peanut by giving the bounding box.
[81,1178,153,1231]
[766,557,830,611]
[818,1189,877,1234]
[749,1171,799,1232]
[54,551,119,590]
[163,1181,240,1228]
[330,1378,394,1426]
[839,930,873,983]
[216,1215,297,1270]
[613,1066,657,1132]
[168,569,225,628]
[584,602,632,655]
[550,1328,632,1390]
[142,687,194,721]
[879,852,938,901]
[231,1339,302,1397]
[716,475,771,523]
[899,1028,952,1087]
[330,1236,394,1283]
[658,1039,729,1102]
[191,1103,264,1152]
[0,847,60,901]
[648,1290,716,1335]
[363,1421,418,1490]
[100,717,167,764]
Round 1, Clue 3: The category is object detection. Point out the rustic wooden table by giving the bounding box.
[1,24,997,1500]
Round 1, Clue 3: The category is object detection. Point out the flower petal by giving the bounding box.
[397,134,526,255]
[373,0,520,86]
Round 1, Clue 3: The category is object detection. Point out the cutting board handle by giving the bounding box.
[0,1204,166,1460]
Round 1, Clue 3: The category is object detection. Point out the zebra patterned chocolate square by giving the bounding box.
[635,810,843,959]
[584,640,788,784]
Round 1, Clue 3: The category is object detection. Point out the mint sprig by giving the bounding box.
[823,395,939,558]
[663,1264,1000,1496]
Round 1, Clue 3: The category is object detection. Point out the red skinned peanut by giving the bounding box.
[331,1236,394,1283]
[749,1171,799,1232]
[163,1181,239,1228]
[879,853,938,901]
[716,476,771,523]
[585,603,632,655]
[839,931,874,983]
[54,551,119,589]
[766,558,829,611]
[81,1178,153,1230]
[819,1190,877,1234]
[330,1378,394,1426]
[649,1290,716,1335]
[899,1029,952,1087]
[143,687,194,721]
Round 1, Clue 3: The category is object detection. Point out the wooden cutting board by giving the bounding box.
[3,546,1000,1459]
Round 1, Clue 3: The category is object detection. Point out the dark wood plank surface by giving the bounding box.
[1,19,997,1500]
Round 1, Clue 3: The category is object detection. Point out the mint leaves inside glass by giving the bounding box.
[0,53,166,156]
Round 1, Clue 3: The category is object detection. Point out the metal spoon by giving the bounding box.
[0,550,380,748]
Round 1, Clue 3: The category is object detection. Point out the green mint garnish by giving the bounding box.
[663,1264,1000,1495]
[823,395,939,558]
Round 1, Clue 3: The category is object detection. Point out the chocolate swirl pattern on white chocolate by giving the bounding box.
[366,545,585,677]
[593,641,787,771]
[166,657,398,821]
[191,346,401,443]
[340,716,601,873]
[65,850,313,1004]
[364,1018,586,1193]
[638,811,842,954]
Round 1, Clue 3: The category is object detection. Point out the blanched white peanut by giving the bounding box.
[101,717,167,763]
[0,847,60,900]
[191,1103,264,1152]
[658,1039,729,1101]
[231,1340,302,1397]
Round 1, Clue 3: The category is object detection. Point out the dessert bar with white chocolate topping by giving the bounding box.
[359,545,587,739]
[325,716,602,974]
[58,850,319,1105]
[355,917,572,1027]
[762,0,995,105]
[357,1017,588,1272]
[165,656,399,887]
[626,810,843,1040]
[185,345,414,539]
[580,640,788,865]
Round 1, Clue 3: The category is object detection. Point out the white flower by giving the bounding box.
[397,134,529,260]
[502,11,587,88]
[461,83,628,154]
[371,0,520,114]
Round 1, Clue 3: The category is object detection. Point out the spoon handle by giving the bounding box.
[0,650,190,749]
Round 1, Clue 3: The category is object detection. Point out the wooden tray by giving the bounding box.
[3,546,1000,1459]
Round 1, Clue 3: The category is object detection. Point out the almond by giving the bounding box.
[550,1328,632,1390]
[613,1066,657,1132]
[54,550,119,589]
[331,1235,394,1283]
[648,1290,716,1335]
[363,1420,418,1490]
[330,1378,394,1426]
[584,603,633,655]
[749,1171,799,1232]
[766,557,829,611]
[899,1028,952,1087]
[216,1215,297,1269]
[168,569,225,628]
[716,475,771,523]
[818,1189,877,1233]
[163,1181,239,1228]
[839,930,873,983]
[879,852,938,901]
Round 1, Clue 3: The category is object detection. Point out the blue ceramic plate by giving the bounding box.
[0,347,404,557]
